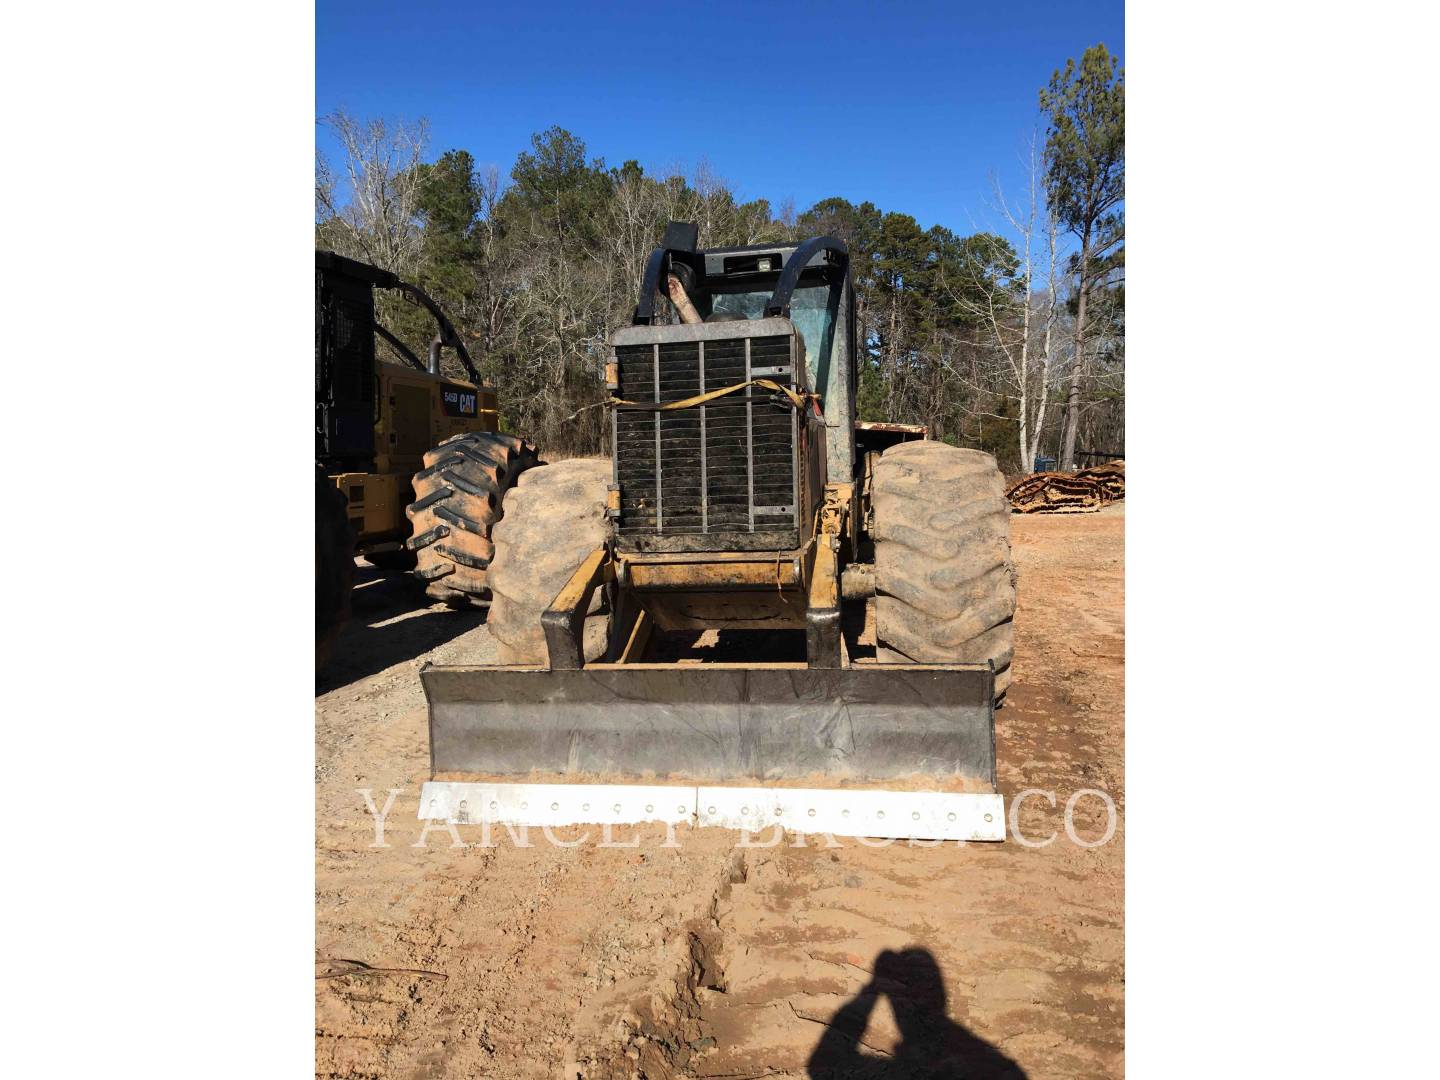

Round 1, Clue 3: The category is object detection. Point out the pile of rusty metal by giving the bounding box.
[1078,459,1125,501]
[1006,460,1125,513]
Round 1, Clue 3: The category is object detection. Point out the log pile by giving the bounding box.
[1006,460,1125,514]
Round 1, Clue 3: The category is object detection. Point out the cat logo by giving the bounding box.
[441,385,477,417]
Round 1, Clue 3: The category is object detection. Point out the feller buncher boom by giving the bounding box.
[419,224,1016,841]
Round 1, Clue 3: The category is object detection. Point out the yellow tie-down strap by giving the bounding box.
[566,379,820,423]
[610,378,819,413]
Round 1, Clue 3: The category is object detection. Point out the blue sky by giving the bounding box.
[317,0,1123,240]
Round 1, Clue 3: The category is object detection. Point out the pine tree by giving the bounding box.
[1040,43,1124,470]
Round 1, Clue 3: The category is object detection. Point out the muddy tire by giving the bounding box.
[486,458,612,665]
[316,470,355,671]
[405,432,539,607]
[870,441,1017,695]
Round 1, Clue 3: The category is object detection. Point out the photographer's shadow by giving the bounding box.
[807,949,1027,1079]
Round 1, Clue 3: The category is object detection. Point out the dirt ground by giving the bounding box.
[316,505,1124,1079]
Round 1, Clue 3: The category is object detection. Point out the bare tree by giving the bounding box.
[603,165,668,322]
[316,110,431,278]
[315,148,336,225]
[947,135,1068,473]
[468,164,521,367]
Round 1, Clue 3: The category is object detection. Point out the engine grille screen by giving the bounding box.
[317,269,377,460]
[614,333,799,549]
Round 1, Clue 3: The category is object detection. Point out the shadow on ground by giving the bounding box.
[316,563,486,694]
[808,949,1026,1079]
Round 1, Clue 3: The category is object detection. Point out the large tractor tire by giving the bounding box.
[485,458,612,665]
[871,441,1017,696]
[316,470,355,670]
[405,432,539,607]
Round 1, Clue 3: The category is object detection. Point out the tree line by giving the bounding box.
[316,44,1123,474]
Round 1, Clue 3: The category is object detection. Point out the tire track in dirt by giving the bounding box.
[681,831,1121,1078]
[317,772,745,1078]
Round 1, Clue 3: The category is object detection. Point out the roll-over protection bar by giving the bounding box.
[631,226,850,325]
[388,280,479,381]
[764,235,848,317]
[314,249,479,380]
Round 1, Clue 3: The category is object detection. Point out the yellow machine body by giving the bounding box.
[413,229,1011,843]
[329,362,499,550]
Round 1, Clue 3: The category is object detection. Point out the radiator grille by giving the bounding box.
[614,333,799,546]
